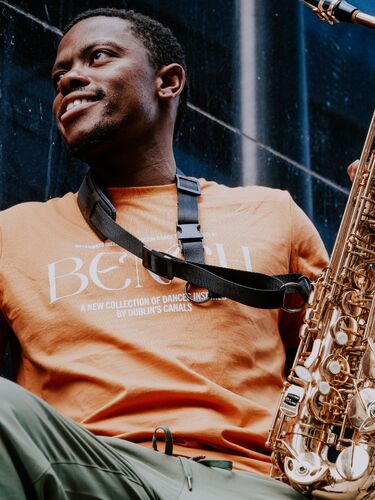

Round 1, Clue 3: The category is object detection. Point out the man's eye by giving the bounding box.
[91,50,107,62]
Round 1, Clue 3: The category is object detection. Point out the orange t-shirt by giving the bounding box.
[0,180,328,474]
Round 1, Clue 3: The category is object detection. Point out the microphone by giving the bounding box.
[303,0,375,29]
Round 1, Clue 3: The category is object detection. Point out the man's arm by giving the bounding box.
[282,163,357,375]
[280,195,329,352]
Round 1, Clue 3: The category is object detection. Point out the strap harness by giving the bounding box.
[77,170,310,311]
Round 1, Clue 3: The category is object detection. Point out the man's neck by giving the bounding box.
[83,136,177,188]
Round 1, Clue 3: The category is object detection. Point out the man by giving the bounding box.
[0,8,328,499]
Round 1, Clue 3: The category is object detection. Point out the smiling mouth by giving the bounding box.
[60,99,99,122]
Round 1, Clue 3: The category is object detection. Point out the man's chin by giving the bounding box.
[65,123,118,160]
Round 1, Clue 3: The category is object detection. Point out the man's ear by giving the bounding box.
[156,64,185,100]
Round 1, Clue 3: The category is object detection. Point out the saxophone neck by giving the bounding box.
[304,0,375,29]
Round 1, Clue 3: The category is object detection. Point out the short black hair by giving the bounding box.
[63,8,188,137]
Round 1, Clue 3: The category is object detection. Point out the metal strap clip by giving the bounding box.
[281,280,309,313]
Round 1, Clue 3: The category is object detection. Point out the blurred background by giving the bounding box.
[0,0,374,253]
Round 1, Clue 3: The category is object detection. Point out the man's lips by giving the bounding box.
[58,93,102,122]
[60,100,99,124]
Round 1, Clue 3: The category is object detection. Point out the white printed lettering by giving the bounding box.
[241,245,253,271]
[48,257,88,303]
[215,243,228,267]
[89,252,131,291]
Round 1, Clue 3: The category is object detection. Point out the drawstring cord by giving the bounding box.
[178,457,193,492]
[152,425,233,493]
[151,425,174,455]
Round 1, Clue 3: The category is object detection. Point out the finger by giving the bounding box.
[347,159,360,183]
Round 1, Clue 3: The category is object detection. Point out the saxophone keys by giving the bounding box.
[327,360,341,375]
[280,385,305,417]
[341,290,366,317]
[348,387,375,432]
[331,315,358,345]
[361,338,375,380]
[304,339,322,369]
[294,365,312,383]
[318,381,331,395]
[335,445,370,481]
[351,262,375,293]
[285,452,328,486]
[335,330,349,346]
[322,354,350,386]
[310,386,345,423]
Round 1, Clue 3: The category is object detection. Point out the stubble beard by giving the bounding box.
[66,90,120,159]
[68,120,118,159]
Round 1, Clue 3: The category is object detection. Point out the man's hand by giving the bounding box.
[347,159,360,183]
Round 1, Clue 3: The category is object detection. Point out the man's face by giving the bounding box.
[52,16,158,157]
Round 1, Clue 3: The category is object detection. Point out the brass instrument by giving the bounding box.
[267,109,375,498]
[267,5,375,495]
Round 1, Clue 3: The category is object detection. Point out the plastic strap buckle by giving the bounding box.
[142,247,174,280]
[176,174,201,196]
[177,223,203,244]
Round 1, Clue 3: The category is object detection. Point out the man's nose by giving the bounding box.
[59,69,90,96]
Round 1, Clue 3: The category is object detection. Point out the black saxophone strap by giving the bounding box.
[176,174,205,265]
[77,170,310,311]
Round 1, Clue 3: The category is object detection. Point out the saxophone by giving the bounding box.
[267,108,375,498]
[267,5,375,497]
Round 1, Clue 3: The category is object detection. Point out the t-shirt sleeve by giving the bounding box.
[289,196,329,279]
[280,195,329,350]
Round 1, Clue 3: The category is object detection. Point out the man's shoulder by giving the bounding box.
[199,179,291,203]
[0,192,78,227]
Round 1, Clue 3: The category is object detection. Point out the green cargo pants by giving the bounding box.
[0,378,304,499]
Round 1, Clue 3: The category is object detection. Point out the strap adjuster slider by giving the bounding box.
[176,174,201,196]
[142,247,174,280]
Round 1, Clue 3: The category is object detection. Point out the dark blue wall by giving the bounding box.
[0,0,374,254]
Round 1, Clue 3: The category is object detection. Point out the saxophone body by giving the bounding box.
[267,112,375,499]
